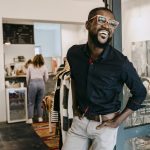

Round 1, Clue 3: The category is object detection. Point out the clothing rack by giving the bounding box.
[52,59,73,149]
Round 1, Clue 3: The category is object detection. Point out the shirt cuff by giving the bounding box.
[126,98,146,111]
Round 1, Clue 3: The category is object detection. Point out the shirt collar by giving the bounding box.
[83,43,110,60]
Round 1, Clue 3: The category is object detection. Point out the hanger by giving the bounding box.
[53,59,70,80]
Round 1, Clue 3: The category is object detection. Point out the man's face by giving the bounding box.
[86,10,119,48]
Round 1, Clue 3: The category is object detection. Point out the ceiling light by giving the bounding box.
[4,37,11,45]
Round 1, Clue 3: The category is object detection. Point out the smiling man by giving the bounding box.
[62,7,146,150]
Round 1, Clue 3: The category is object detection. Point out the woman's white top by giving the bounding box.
[26,64,48,84]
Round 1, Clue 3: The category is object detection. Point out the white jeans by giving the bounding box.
[62,116,118,150]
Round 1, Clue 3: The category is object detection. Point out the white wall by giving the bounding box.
[4,45,35,66]
[61,24,87,58]
[0,0,104,122]
[0,0,103,23]
[122,0,150,59]
[0,19,6,122]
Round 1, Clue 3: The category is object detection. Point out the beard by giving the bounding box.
[89,31,112,48]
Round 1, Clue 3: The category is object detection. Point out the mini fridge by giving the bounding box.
[6,87,27,123]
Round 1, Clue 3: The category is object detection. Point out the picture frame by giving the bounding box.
[124,41,150,128]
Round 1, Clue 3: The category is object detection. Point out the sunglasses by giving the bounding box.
[88,15,119,29]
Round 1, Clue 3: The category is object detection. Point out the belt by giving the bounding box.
[85,112,120,122]
[75,111,120,122]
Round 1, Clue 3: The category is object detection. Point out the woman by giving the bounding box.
[24,59,32,69]
[26,54,48,124]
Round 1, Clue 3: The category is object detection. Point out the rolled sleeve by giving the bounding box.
[121,58,147,111]
[126,97,146,111]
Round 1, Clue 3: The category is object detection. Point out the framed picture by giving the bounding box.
[6,87,27,123]
[124,41,150,128]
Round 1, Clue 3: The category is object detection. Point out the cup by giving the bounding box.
[11,70,16,76]
[5,81,10,88]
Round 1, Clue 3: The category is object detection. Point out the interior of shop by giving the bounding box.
[3,19,86,92]
[0,0,90,148]
[0,0,150,150]
[1,19,87,150]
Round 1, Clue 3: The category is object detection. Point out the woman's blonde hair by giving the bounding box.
[32,54,45,67]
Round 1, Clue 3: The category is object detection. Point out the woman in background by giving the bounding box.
[24,59,32,69]
[26,54,48,124]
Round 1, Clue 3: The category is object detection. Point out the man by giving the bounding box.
[62,7,147,150]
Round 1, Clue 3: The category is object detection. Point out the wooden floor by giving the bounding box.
[32,122,59,150]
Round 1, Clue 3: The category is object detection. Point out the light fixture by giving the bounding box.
[4,37,11,45]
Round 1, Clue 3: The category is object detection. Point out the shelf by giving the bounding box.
[6,87,27,90]
[5,75,26,78]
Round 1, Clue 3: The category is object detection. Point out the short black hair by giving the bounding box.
[88,7,113,20]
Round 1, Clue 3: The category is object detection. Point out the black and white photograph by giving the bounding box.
[124,41,150,128]
[125,135,150,150]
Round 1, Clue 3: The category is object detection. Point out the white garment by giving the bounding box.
[67,79,73,119]
[59,78,67,143]
[51,82,59,123]
[26,64,48,84]
[59,75,73,143]
[62,116,118,150]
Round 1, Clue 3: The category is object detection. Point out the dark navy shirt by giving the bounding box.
[67,44,147,115]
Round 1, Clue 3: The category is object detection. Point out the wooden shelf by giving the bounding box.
[5,75,26,78]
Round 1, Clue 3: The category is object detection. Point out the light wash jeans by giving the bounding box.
[27,79,45,118]
[62,116,118,150]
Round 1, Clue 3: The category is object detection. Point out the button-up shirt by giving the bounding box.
[67,44,147,115]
